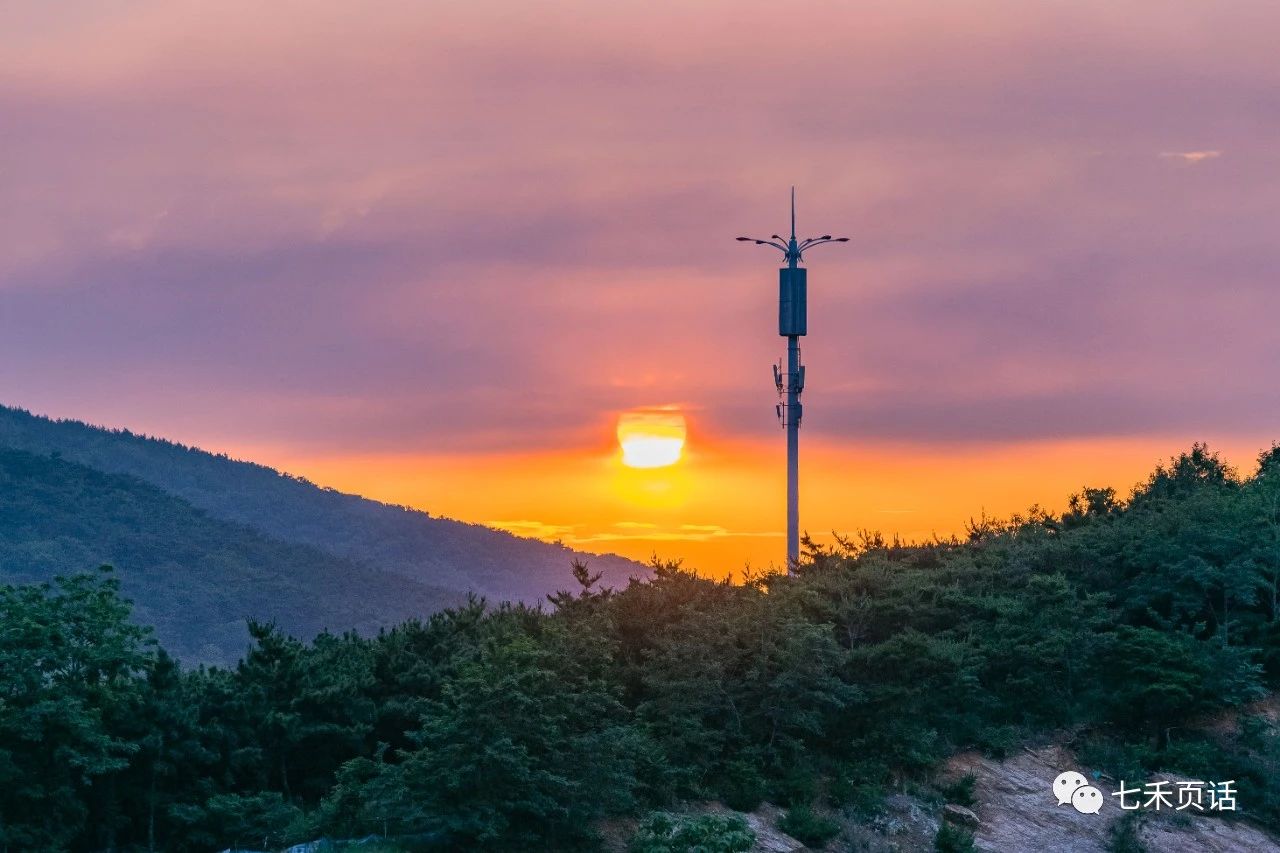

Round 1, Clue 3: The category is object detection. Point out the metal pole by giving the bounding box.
[786,327,800,567]
[735,190,847,574]
[784,195,802,570]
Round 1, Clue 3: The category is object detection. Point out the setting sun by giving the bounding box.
[616,409,687,468]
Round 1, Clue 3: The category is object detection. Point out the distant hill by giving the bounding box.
[0,405,648,659]
[0,448,465,663]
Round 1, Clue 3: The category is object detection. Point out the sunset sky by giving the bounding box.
[4,1,1280,575]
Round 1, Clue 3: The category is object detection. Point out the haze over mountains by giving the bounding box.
[0,405,647,663]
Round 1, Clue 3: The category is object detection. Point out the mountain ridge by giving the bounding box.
[0,447,466,663]
[0,404,649,662]
[0,404,647,601]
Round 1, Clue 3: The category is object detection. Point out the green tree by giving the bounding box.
[344,610,640,849]
[1098,626,1261,747]
[0,568,152,851]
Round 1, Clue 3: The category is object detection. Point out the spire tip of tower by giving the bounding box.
[790,186,796,240]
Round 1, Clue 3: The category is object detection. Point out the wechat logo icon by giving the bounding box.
[1053,771,1103,815]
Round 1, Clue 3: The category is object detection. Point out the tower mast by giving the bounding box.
[737,191,848,570]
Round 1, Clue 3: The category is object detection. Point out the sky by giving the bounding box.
[3,1,1280,575]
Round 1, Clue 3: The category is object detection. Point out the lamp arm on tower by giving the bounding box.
[736,237,790,254]
[798,237,850,252]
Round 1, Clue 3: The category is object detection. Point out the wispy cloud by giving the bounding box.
[486,519,781,544]
[1159,150,1222,164]
[487,520,578,540]
[565,522,781,543]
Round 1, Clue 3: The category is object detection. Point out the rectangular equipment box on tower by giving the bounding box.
[779,268,807,336]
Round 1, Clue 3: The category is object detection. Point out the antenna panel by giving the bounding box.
[778,268,807,336]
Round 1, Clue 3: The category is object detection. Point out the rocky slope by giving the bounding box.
[616,740,1280,852]
[942,745,1278,853]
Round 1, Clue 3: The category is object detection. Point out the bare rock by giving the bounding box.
[1139,811,1280,852]
[944,746,1114,852]
[944,746,1280,853]
[944,803,981,828]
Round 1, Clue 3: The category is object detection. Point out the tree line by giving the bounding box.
[3,444,1280,851]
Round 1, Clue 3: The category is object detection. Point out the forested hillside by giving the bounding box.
[0,405,645,602]
[5,444,1280,851]
[0,448,463,663]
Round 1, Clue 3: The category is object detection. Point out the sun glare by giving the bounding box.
[617,409,687,469]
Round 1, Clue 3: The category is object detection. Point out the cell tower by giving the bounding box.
[737,189,848,570]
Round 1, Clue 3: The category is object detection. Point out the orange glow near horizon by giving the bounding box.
[229,432,1279,581]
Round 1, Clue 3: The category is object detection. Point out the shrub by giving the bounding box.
[1156,736,1220,779]
[1107,812,1145,853]
[719,758,767,812]
[769,762,820,808]
[777,805,840,848]
[168,792,308,851]
[976,724,1024,759]
[1076,734,1150,788]
[829,758,890,814]
[934,822,976,853]
[939,773,977,808]
[828,769,887,818]
[630,812,755,853]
